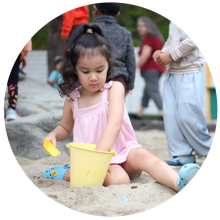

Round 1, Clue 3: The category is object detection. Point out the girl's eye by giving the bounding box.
[83,70,103,74]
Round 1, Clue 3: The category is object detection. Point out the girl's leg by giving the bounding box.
[122,148,179,191]
[64,169,70,181]
[63,164,131,187]
[103,164,130,187]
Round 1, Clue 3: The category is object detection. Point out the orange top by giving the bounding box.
[61,6,90,37]
[20,39,32,59]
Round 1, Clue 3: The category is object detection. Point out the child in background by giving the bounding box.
[41,24,200,191]
[48,55,64,89]
[93,3,136,96]
[153,22,212,166]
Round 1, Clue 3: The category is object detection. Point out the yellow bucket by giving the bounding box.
[67,143,117,187]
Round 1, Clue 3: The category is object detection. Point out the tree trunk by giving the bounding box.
[47,15,65,76]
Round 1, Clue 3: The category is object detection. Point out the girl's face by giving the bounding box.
[137,21,148,36]
[75,53,109,93]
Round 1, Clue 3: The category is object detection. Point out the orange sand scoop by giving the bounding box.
[42,139,61,157]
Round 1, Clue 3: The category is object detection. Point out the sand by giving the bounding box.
[16,130,212,216]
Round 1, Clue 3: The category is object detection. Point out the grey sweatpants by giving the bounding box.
[163,70,212,157]
[141,69,163,110]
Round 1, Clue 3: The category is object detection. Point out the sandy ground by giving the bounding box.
[16,130,213,216]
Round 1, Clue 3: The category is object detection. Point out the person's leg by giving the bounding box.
[7,55,20,110]
[177,71,212,157]
[122,148,179,191]
[137,71,151,117]
[163,73,194,158]
[63,164,131,187]
[63,168,70,181]
[103,164,130,186]
[144,69,163,112]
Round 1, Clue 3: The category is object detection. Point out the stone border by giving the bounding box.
[130,120,216,132]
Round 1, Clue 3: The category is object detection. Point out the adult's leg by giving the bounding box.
[140,71,151,109]
[136,71,151,117]
[177,71,212,157]
[142,69,163,111]
[163,73,193,157]
[7,55,20,110]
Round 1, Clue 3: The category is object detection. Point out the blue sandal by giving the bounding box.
[177,163,200,190]
[42,163,70,180]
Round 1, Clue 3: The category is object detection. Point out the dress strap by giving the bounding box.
[68,88,81,110]
[101,89,108,101]
[100,81,113,101]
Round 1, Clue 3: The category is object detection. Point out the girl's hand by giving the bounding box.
[40,135,57,148]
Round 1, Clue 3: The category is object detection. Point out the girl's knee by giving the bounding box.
[104,172,130,187]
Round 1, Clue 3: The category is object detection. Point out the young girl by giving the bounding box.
[41,24,200,191]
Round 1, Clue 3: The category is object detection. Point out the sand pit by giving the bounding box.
[16,130,212,216]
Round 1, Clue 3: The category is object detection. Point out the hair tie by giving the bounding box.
[87,29,93,34]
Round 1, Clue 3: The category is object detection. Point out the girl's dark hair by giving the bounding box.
[58,24,113,99]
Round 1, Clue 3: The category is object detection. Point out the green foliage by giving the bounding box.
[32,4,170,50]
[32,23,49,50]
[117,3,170,46]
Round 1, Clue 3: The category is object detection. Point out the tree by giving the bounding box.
[47,15,65,75]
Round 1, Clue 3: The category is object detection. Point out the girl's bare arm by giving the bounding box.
[41,98,74,148]
[95,82,124,151]
[55,98,75,140]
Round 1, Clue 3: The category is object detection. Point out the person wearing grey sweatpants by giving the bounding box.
[153,22,212,166]
[163,71,212,158]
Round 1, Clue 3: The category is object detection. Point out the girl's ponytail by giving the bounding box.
[58,24,113,99]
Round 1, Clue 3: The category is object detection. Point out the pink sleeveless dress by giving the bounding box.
[69,81,142,164]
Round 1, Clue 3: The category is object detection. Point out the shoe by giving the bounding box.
[177,163,200,190]
[6,108,20,121]
[158,116,163,121]
[166,155,196,166]
[129,114,142,120]
[42,163,70,180]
